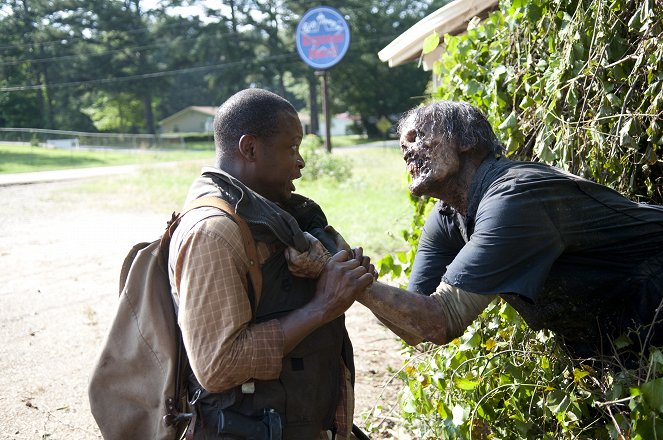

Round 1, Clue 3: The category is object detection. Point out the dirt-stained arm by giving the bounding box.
[358,281,495,346]
[371,312,425,346]
[358,281,450,345]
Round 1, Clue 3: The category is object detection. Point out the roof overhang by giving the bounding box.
[378,0,499,71]
[158,106,217,125]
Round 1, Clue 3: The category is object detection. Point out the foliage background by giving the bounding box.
[378,0,663,438]
[0,0,445,136]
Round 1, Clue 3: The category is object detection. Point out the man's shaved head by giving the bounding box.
[214,88,298,163]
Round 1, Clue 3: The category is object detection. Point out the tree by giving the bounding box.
[430,0,662,203]
[0,0,99,130]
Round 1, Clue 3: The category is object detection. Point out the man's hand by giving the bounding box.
[324,225,378,284]
[310,248,374,322]
[349,246,378,296]
[285,232,331,278]
[279,248,374,355]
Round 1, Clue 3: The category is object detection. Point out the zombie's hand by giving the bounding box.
[285,232,332,278]
[324,225,351,252]
[324,225,377,283]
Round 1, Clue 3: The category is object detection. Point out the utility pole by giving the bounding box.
[316,70,332,152]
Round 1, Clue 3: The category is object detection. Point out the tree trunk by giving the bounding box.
[39,63,54,128]
[143,93,155,135]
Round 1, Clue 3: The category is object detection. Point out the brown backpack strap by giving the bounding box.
[170,196,263,309]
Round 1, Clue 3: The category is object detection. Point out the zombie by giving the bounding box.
[357,100,663,359]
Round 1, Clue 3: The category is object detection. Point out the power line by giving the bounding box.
[0,52,300,92]
[0,32,401,93]
[0,43,159,67]
[0,24,242,67]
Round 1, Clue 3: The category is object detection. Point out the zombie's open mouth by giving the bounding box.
[405,153,429,179]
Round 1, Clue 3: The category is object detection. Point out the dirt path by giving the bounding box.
[0,178,411,439]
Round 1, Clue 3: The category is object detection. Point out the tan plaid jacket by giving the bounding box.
[172,213,352,438]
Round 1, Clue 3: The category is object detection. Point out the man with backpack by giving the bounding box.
[168,88,374,439]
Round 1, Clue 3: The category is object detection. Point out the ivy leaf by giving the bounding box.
[454,377,479,390]
[452,405,466,426]
[567,87,578,108]
[640,378,663,414]
[459,329,481,350]
[498,111,518,130]
[614,334,632,349]
[620,119,635,149]
[650,349,663,368]
[573,368,590,383]
[492,64,507,80]
[423,31,440,55]
[627,8,642,30]
[465,79,483,96]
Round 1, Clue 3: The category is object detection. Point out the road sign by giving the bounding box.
[295,6,350,70]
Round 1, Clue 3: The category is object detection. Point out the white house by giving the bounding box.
[330,112,361,136]
[159,106,217,133]
[160,106,323,135]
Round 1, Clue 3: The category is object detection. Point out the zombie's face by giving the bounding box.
[399,114,460,198]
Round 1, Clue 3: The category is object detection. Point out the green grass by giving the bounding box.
[296,148,413,257]
[0,144,213,173]
[326,134,376,148]
[17,144,412,258]
[0,136,380,174]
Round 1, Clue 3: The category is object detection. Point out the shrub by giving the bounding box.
[397,299,663,439]
[299,134,352,182]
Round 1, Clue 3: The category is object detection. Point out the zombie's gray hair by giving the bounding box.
[214,88,297,163]
[397,101,505,156]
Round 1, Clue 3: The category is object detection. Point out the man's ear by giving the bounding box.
[238,134,258,161]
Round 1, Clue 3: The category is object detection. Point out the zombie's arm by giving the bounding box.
[358,281,495,345]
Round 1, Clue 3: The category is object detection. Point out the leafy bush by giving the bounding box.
[427,0,662,203]
[299,134,352,182]
[398,299,663,439]
[377,0,663,437]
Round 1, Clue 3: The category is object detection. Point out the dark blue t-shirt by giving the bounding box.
[408,156,663,350]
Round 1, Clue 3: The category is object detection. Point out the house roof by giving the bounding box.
[377,0,499,71]
[159,106,217,125]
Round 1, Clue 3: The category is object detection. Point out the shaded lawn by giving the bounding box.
[0,144,213,173]
[50,146,413,259]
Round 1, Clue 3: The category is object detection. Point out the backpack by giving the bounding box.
[88,196,261,440]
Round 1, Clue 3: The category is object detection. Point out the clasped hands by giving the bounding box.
[285,226,376,315]
[285,226,376,279]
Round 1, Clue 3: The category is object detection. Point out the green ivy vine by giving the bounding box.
[429,0,662,203]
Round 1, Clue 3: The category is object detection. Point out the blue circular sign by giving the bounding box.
[295,6,350,70]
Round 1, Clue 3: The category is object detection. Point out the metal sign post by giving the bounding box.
[295,6,350,152]
[315,70,331,152]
